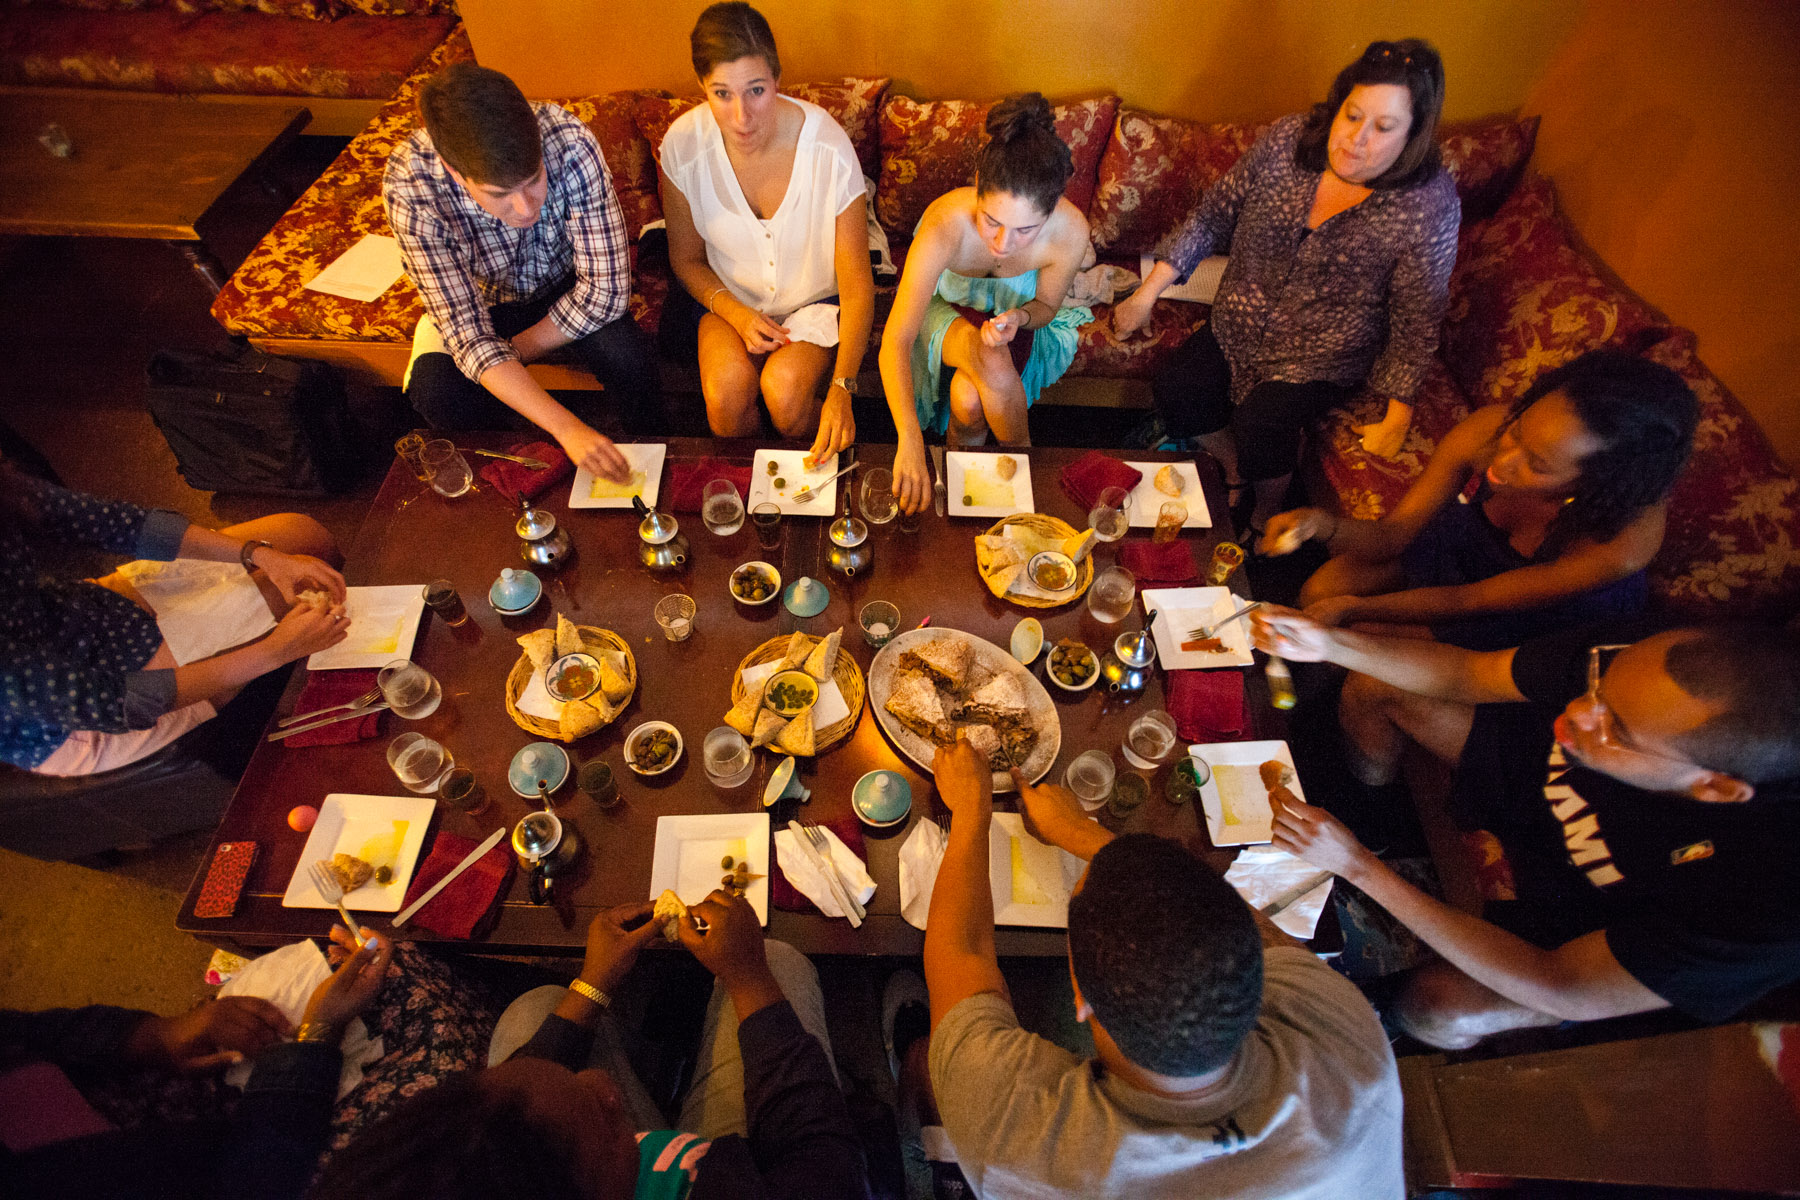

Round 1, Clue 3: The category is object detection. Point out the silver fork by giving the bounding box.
[307,860,368,948]
[800,824,866,922]
[279,685,382,728]
[1188,601,1263,642]
[790,459,858,506]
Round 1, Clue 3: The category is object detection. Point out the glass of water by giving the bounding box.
[378,658,442,719]
[860,468,898,525]
[388,731,453,793]
[1064,749,1116,811]
[421,439,472,498]
[1087,565,1137,624]
[701,479,745,535]
[1088,485,1129,542]
[1121,709,1178,769]
[703,726,755,788]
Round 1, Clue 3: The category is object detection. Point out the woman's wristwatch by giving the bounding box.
[831,376,858,395]
[239,539,273,574]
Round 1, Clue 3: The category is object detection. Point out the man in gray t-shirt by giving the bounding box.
[912,741,1403,1198]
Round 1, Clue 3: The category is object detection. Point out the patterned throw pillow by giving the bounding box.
[633,76,891,180]
[1442,175,1671,405]
[167,0,343,17]
[17,0,161,10]
[559,90,664,241]
[874,94,1120,239]
[1088,111,1265,255]
[336,0,456,12]
[1437,115,1540,223]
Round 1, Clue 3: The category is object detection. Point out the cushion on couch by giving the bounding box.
[1088,112,1266,256]
[561,88,664,241]
[636,76,892,181]
[1437,114,1539,223]
[338,0,457,13]
[875,93,1119,239]
[0,7,456,97]
[168,0,340,19]
[1441,174,1672,406]
[1312,356,1476,519]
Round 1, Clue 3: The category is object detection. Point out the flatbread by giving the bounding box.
[988,562,1025,595]
[775,708,816,756]
[596,651,632,704]
[803,628,842,683]
[559,697,605,740]
[328,853,372,893]
[653,889,686,942]
[517,628,557,672]
[1155,464,1186,496]
[1060,528,1096,565]
[724,677,768,737]
[555,614,582,657]
[778,631,813,670]
[751,707,789,748]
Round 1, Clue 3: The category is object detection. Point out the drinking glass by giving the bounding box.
[1165,757,1210,806]
[388,731,452,793]
[1086,565,1137,624]
[1121,709,1178,769]
[378,659,442,719]
[422,578,468,627]
[860,600,900,648]
[703,727,755,788]
[439,767,488,815]
[395,433,431,482]
[1106,771,1150,820]
[1087,485,1129,543]
[752,501,782,550]
[1153,500,1188,544]
[701,479,745,535]
[655,593,696,641]
[896,501,921,534]
[860,468,898,525]
[577,759,621,808]
[421,439,472,498]
[1207,541,1246,585]
[1064,749,1116,812]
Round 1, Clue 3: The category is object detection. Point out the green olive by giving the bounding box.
[721,855,735,870]
[766,461,778,475]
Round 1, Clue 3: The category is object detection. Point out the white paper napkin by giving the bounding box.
[1223,846,1335,940]
[116,559,276,666]
[898,818,948,930]
[773,827,875,918]
[739,661,850,728]
[517,668,563,721]
[782,302,840,348]
[220,940,384,1100]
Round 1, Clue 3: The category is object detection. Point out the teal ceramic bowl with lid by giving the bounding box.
[852,770,912,828]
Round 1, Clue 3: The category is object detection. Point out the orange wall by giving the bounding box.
[458,0,1580,122]
[1523,0,1800,468]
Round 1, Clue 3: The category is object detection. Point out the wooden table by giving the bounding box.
[179,438,1272,957]
[0,88,310,293]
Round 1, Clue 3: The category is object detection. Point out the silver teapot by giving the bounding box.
[517,497,574,571]
[1102,621,1158,694]
[826,514,871,578]
[630,495,689,572]
[512,807,580,905]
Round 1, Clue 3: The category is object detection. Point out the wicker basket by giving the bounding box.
[975,513,1094,608]
[727,633,866,755]
[505,626,637,741]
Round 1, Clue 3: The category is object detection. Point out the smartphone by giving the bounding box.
[194,841,258,918]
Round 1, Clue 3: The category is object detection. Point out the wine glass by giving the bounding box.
[861,468,898,525]
[701,479,744,535]
[421,439,471,498]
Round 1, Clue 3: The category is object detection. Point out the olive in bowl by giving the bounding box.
[625,721,683,776]
[1046,639,1099,692]
[730,561,781,606]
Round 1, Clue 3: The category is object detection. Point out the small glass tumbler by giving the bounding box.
[1064,749,1116,811]
[421,439,472,498]
[1121,709,1178,769]
[1153,500,1188,544]
[578,759,621,809]
[1087,565,1137,624]
[752,501,782,551]
[1088,485,1129,542]
[1207,541,1246,585]
[395,433,430,482]
[422,578,468,627]
[860,468,898,525]
[896,502,921,534]
[860,600,900,648]
[1164,757,1210,806]
[702,727,755,788]
[701,479,745,536]
[655,593,696,641]
[439,767,488,816]
[1106,771,1150,820]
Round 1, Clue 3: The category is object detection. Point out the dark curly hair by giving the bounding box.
[974,92,1073,217]
[1504,349,1699,555]
[418,63,541,188]
[1294,39,1445,190]
[1664,625,1800,784]
[310,1071,588,1200]
[1067,834,1262,1076]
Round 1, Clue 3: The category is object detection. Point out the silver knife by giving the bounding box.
[787,821,863,927]
[393,826,507,927]
[929,445,948,516]
[1259,870,1335,918]
[469,448,552,470]
[267,702,390,741]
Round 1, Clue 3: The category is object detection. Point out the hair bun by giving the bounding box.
[986,92,1055,143]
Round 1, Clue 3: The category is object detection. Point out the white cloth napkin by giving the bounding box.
[782,302,840,348]
[517,668,563,721]
[898,818,948,930]
[116,559,276,665]
[1223,847,1335,940]
[220,939,384,1100]
[773,827,875,918]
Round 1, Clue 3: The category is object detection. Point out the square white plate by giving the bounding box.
[988,813,1086,927]
[745,450,839,516]
[1141,587,1255,669]
[650,812,771,926]
[1122,461,1211,529]
[1191,739,1303,846]
[739,660,851,728]
[947,451,1033,518]
[281,793,435,912]
[306,584,426,671]
[569,443,666,509]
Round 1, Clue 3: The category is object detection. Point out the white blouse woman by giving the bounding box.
[659,2,873,465]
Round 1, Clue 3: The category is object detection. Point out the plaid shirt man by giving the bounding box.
[384,102,631,383]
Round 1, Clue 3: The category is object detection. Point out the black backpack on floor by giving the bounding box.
[146,345,356,496]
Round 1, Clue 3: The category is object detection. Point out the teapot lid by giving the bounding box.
[828,515,868,548]
[1114,629,1157,668]
[638,508,680,545]
[512,810,562,859]
[516,501,558,540]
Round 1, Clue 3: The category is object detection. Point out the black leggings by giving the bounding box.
[1149,325,1352,482]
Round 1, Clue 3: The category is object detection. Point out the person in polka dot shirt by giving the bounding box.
[3,460,352,774]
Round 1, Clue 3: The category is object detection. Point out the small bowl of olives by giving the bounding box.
[625,721,683,776]
[1045,639,1099,692]
[730,561,781,606]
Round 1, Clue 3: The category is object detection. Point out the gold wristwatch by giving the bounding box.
[831,376,858,395]
[568,978,610,1008]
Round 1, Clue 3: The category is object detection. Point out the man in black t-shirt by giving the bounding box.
[1251,609,1800,1048]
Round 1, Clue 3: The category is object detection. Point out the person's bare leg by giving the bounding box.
[759,340,834,440]
[1339,671,1475,786]
[1393,960,1561,1050]
[945,369,988,447]
[942,318,1030,446]
[1298,554,1407,609]
[698,313,765,438]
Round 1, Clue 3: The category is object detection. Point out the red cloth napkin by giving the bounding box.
[398,831,514,939]
[478,440,572,503]
[1166,669,1252,743]
[283,668,383,748]
[1060,452,1144,511]
[1118,539,1199,585]
[773,816,868,913]
[666,456,755,514]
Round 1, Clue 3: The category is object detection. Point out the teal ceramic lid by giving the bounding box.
[490,567,542,612]
[509,740,569,797]
[853,770,912,826]
[783,576,830,617]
